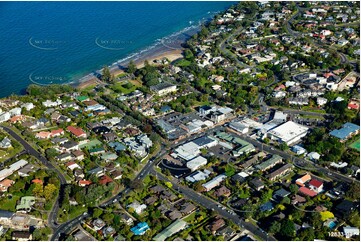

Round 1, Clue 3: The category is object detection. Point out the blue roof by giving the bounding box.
[330,122,360,140]
[192,136,215,147]
[160,105,172,113]
[108,142,126,152]
[131,222,149,235]
[259,202,274,212]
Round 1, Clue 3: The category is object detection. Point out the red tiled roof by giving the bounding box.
[67,126,86,137]
[309,179,323,188]
[32,179,43,185]
[299,187,317,197]
[51,128,64,136]
[66,161,76,167]
[9,115,25,123]
[99,175,113,185]
[0,179,14,187]
[348,103,359,110]
[79,180,92,185]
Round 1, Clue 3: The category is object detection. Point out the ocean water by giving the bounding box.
[0,1,235,97]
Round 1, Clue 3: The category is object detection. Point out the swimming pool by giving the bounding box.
[329,221,337,229]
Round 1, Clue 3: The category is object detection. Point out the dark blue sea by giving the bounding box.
[0,1,235,97]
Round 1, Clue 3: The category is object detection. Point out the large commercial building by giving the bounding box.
[172,136,218,161]
[186,156,208,171]
[266,121,309,145]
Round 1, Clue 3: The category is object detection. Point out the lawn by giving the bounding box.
[0,195,20,211]
[183,212,197,222]
[112,80,141,95]
[349,140,360,151]
[301,106,326,113]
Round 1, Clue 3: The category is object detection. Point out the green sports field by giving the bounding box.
[349,140,360,151]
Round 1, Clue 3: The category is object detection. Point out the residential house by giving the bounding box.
[92,218,106,231]
[210,218,226,235]
[0,179,14,192]
[12,231,32,241]
[309,179,323,193]
[214,186,231,198]
[249,178,265,191]
[0,137,12,149]
[127,202,147,214]
[67,126,87,139]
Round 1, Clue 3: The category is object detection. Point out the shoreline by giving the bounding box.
[77,48,184,90]
[75,22,203,90]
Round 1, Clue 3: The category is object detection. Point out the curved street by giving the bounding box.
[0,125,67,231]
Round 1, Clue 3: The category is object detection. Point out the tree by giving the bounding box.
[299,227,315,241]
[102,66,112,83]
[44,184,57,201]
[268,221,281,234]
[33,183,44,197]
[346,182,360,200]
[102,213,114,224]
[127,60,137,74]
[92,208,103,218]
[279,220,295,239]
[320,211,334,222]
[289,184,298,194]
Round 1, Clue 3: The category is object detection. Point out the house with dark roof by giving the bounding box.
[249,178,265,191]
[260,201,274,212]
[12,231,32,241]
[334,200,356,219]
[273,188,291,201]
[214,186,231,198]
[210,218,226,234]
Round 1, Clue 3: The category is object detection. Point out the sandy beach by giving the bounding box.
[77,48,184,90]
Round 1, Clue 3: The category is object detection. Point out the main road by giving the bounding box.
[0,125,67,230]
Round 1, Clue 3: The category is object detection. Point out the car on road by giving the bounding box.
[113,199,117,203]
[270,148,275,150]
[83,212,88,216]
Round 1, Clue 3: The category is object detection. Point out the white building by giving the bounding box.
[202,174,227,191]
[21,103,34,111]
[273,91,286,98]
[308,152,320,161]
[267,121,309,145]
[42,99,60,107]
[229,121,249,134]
[150,83,177,96]
[127,202,147,214]
[317,97,328,106]
[9,108,22,117]
[186,156,207,171]
[343,227,359,239]
[185,170,211,183]
[0,112,11,123]
[292,145,307,155]
[0,159,28,181]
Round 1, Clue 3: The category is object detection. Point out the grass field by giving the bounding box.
[349,140,360,151]
[0,195,20,211]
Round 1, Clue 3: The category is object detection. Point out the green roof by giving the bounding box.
[89,147,105,153]
[79,139,103,149]
[255,155,282,171]
[153,219,187,241]
[77,96,88,102]
[16,196,36,211]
